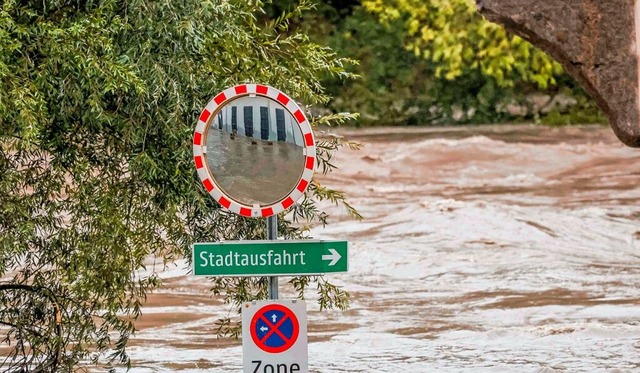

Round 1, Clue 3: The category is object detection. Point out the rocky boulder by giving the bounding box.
[476,0,640,147]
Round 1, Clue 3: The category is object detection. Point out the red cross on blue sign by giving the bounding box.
[250,303,300,353]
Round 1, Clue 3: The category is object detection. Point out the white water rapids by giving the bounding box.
[120,124,640,372]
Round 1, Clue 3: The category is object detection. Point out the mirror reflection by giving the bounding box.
[205,95,306,206]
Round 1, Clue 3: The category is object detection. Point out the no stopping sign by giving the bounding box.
[242,300,308,372]
[250,303,300,353]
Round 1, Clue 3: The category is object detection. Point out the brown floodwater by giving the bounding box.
[121,124,640,372]
[205,128,305,205]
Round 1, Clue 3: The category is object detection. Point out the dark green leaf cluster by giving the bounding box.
[0,0,357,370]
[303,2,605,126]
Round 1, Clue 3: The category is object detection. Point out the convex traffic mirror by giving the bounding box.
[193,84,316,218]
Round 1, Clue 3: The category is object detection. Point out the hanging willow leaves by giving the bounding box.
[0,0,357,371]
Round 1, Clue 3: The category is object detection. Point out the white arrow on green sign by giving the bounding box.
[192,240,348,276]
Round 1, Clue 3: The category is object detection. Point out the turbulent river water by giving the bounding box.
[122,124,640,372]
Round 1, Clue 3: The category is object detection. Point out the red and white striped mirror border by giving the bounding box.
[193,84,316,218]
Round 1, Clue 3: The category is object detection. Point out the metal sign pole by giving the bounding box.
[266,216,278,300]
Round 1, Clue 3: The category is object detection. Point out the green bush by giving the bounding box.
[307,0,606,126]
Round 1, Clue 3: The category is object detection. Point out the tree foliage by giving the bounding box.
[310,0,602,126]
[362,0,564,88]
[0,0,357,371]
[315,6,440,125]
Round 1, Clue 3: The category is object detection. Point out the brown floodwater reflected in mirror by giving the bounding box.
[204,95,305,206]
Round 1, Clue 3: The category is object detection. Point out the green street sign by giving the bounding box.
[192,240,348,276]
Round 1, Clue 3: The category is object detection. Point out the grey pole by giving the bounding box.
[266,215,278,300]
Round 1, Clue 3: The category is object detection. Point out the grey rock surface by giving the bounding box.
[477,0,640,147]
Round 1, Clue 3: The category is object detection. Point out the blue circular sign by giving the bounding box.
[250,303,299,353]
